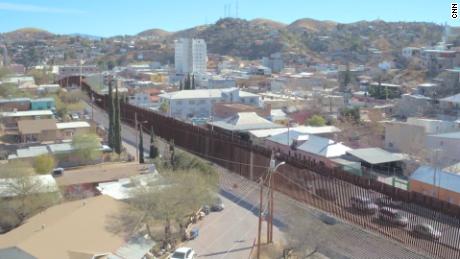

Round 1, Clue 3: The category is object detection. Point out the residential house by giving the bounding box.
[96,172,160,200]
[0,110,54,134]
[270,109,288,125]
[0,98,31,112]
[344,148,407,177]
[294,135,352,167]
[409,166,460,205]
[0,195,154,259]
[37,84,60,94]
[17,120,90,143]
[440,93,460,116]
[159,88,262,119]
[402,47,421,59]
[213,103,271,120]
[208,112,282,137]
[396,94,433,117]
[56,121,91,140]
[426,131,460,166]
[18,119,58,143]
[30,98,55,110]
[384,117,459,154]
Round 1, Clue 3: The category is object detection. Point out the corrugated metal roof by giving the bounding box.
[159,88,259,100]
[14,146,49,159]
[410,166,460,193]
[249,125,340,139]
[56,121,90,129]
[297,135,351,158]
[1,110,53,117]
[208,112,282,132]
[346,148,405,164]
[428,131,460,140]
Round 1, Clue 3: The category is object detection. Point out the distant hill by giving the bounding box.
[69,33,104,40]
[287,18,337,33]
[137,28,172,38]
[250,18,286,30]
[2,28,54,41]
[162,18,446,62]
[2,18,453,65]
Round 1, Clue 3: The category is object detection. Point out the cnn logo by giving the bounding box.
[453,3,458,19]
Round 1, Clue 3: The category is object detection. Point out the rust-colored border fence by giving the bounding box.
[60,76,460,258]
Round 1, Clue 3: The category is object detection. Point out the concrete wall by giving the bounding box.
[384,122,426,154]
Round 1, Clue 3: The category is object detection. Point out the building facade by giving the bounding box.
[159,88,262,119]
[174,38,207,75]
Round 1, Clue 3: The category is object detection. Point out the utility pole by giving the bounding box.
[135,112,138,161]
[267,153,285,244]
[257,177,264,259]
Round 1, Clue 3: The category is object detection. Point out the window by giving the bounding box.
[189,100,195,105]
[199,99,205,104]
[176,100,183,105]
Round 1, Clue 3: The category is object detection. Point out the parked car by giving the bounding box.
[376,197,403,208]
[211,197,225,212]
[350,196,378,214]
[413,223,441,240]
[170,247,196,259]
[71,113,79,120]
[378,207,408,226]
[51,167,64,177]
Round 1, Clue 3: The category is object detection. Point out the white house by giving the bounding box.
[426,131,460,166]
[159,88,262,119]
[174,38,207,75]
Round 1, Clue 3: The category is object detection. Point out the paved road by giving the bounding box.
[88,102,434,259]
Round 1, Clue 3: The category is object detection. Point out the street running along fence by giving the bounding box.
[61,76,460,258]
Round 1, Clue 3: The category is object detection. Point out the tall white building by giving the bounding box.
[174,38,207,75]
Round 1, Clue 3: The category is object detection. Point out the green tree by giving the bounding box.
[139,125,145,164]
[33,154,56,174]
[71,133,102,162]
[149,126,159,159]
[159,100,169,113]
[340,107,360,122]
[307,115,326,126]
[113,85,122,154]
[191,74,196,89]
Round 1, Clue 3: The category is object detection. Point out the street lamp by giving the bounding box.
[267,154,285,244]
[257,153,286,259]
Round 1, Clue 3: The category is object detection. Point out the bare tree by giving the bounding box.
[111,169,217,249]
[0,161,60,231]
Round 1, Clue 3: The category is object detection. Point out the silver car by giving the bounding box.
[378,207,408,226]
[413,223,441,240]
[350,196,378,214]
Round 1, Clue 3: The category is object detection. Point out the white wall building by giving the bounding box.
[159,88,262,119]
[174,38,207,75]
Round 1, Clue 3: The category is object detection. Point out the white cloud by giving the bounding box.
[0,2,84,14]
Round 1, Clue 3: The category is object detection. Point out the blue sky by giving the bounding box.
[0,0,453,37]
